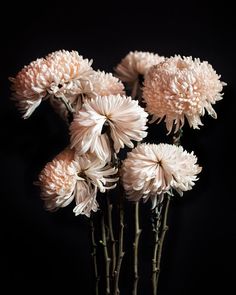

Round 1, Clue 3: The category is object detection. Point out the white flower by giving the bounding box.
[143,55,226,133]
[70,95,148,161]
[37,148,118,217]
[88,70,125,98]
[121,143,202,208]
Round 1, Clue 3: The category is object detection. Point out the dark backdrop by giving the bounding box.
[1,1,235,294]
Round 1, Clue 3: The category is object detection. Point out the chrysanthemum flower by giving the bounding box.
[70,95,148,161]
[143,56,226,133]
[9,58,52,118]
[89,70,125,97]
[121,143,202,208]
[37,148,118,217]
[115,51,165,96]
[9,50,93,119]
[46,50,93,100]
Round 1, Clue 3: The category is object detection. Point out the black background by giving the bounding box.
[1,1,235,294]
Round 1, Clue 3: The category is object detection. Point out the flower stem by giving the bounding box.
[133,202,141,295]
[156,196,171,291]
[90,218,99,295]
[58,94,75,114]
[151,200,164,295]
[113,195,125,295]
[106,194,117,278]
[101,214,111,295]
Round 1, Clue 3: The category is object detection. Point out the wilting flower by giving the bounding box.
[70,95,148,161]
[143,56,226,133]
[89,70,125,97]
[37,148,118,217]
[115,51,164,97]
[9,50,93,118]
[121,143,202,208]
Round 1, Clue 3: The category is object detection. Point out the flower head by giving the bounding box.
[143,56,226,133]
[121,143,201,208]
[9,50,93,118]
[37,148,78,211]
[45,50,93,99]
[9,58,51,118]
[37,148,118,217]
[115,51,165,86]
[89,70,125,97]
[70,95,148,161]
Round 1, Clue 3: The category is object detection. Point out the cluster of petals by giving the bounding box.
[10,50,93,118]
[121,143,202,208]
[70,94,148,161]
[143,55,226,133]
[37,148,118,217]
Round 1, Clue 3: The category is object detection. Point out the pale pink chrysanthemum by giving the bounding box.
[37,148,78,211]
[9,58,52,118]
[70,95,148,161]
[143,56,226,133]
[45,50,93,100]
[121,143,202,208]
[115,51,164,96]
[89,70,125,97]
[9,50,93,119]
[37,148,118,217]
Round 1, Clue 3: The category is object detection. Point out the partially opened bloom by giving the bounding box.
[121,143,202,208]
[37,148,118,217]
[70,95,148,161]
[143,56,226,133]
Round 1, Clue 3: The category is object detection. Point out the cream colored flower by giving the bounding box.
[70,95,148,161]
[9,58,52,118]
[37,148,78,211]
[45,50,93,100]
[89,70,125,97]
[9,50,93,119]
[121,143,202,208]
[37,148,118,217]
[143,56,226,133]
[115,51,164,96]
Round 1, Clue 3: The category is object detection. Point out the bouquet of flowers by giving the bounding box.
[9,50,225,294]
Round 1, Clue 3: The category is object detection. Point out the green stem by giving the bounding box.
[90,218,99,295]
[101,214,111,295]
[133,202,141,295]
[113,196,125,295]
[151,200,163,295]
[106,194,116,278]
[156,196,171,291]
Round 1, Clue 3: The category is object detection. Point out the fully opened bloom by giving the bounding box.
[9,50,93,118]
[9,58,51,118]
[121,143,202,208]
[143,56,226,133]
[37,148,118,217]
[70,95,148,161]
